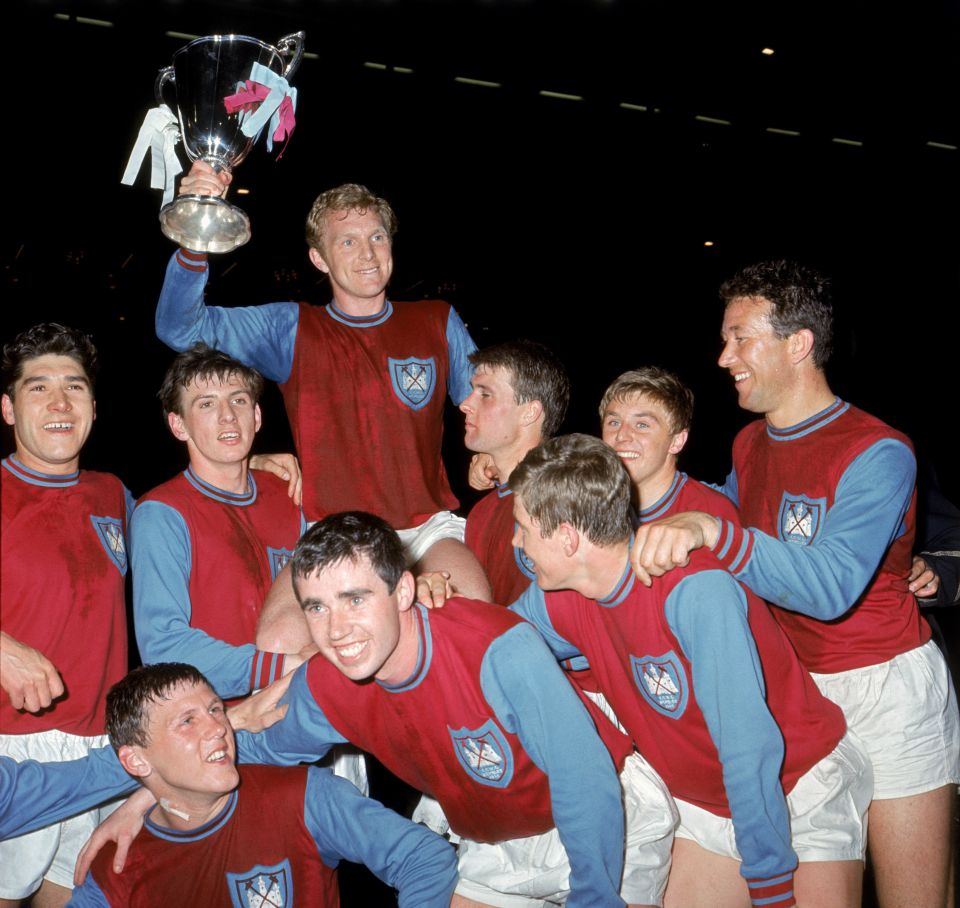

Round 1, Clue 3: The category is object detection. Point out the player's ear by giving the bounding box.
[167,411,189,442]
[789,328,815,364]
[118,745,152,780]
[308,247,330,275]
[520,399,543,428]
[558,521,580,557]
[1,394,14,427]
[253,403,262,434]
[396,571,416,612]
[668,428,689,456]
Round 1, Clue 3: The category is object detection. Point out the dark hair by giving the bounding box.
[305,184,397,252]
[468,340,571,437]
[511,434,632,546]
[2,323,99,399]
[719,260,834,367]
[292,512,406,595]
[106,663,212,749]
[599,366,694,434]
[158,343,265,417]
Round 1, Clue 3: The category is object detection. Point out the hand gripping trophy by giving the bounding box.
[123,31,304,253]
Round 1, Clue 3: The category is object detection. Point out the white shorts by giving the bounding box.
[397,511,467,565]
[674,731,872,864]
[0,729,119,898]
[454,751,677,907]
[811,639,960,799]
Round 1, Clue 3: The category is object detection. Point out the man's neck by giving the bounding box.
[571,542,632,601]
[635,462,678,512]
[190,458,250,495]
[765,372,836,429]
[330,289,388,319]
[14,449,79,476]
[376,607,422,687]
[493,434,542,484]
[151,790,233,832]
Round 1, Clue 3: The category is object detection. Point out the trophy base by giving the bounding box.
[159,196,251,254]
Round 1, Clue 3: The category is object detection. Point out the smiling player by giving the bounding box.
[1,324,132,907]
[130,345,312,700]
[69,663,457,907]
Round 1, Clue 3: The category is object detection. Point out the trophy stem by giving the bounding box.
[159,194,252,254]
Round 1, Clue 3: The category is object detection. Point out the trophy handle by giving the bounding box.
[276,32,305,80]
[154,65,175,107]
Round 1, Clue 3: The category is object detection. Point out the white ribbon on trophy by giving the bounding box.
[121,104,183,206]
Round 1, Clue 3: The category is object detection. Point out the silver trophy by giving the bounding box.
[155,31,305,253]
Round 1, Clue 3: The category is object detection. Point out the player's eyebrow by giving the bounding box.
[337,587,373,600]
[20,372,89,385]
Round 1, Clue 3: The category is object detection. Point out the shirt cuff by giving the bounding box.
[711,518,754,575]
[176,248,209,271]
[747,871,796,907]
[250,650,286,691]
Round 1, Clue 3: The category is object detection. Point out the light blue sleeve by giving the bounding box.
[304,768,458,907]
[508,585,584,662]
[714,467,740,508]
[155,251,300,382]
[66,876,110,907]
[445,307,477,405]
[481,624,626,908]
[665,571,795,881]
[730,439,915,618]
[235,664,347,765]
[0,749,136,840]
[130,499,258,698]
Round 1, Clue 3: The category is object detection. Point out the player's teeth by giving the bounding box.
[339,642,366,657]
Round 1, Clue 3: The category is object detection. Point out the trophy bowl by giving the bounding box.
[156,31,304,253]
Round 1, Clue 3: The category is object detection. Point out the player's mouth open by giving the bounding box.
[206,749,229,763]
[733,372,750,383]
[335,640,368,660]
[616,450,639,459]
[43,422,74,430]
[218,432,240,441]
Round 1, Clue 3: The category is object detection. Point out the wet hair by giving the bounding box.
[598,366,694,434]
[2,323,99,399]
[511,434,632,546]
[106,663,212,750]
[468,340,571,438]
[305,184,397,252]
[157,344,264,417]
[719,260,834,367]
[291,511,406,596]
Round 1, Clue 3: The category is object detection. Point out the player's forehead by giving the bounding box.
[721,295,774,334]
[148,680,219,723]
[605,391,668,422]
[184,372,251,398]
[15,354,91,389]
[471,364,514,391]
[325,208,387,238]
[311,553,388,592]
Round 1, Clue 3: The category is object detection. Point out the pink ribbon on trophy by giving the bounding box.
[223,63,298,158]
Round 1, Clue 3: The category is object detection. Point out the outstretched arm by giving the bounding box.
[481,623,626,907]
[305,768,458,907]
[666,571,797,902]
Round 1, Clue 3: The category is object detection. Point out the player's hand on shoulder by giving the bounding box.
[0,632,65,713]
[416,571,453,609]
[250,452,303,505]
[468,453,499,491]
[228,673,293,733]
[74,787,156,884]
[631,512,717,586]
[178,160,231,199]
[908,555,940,599]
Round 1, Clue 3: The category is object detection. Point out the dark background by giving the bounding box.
[3,1,958,903]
